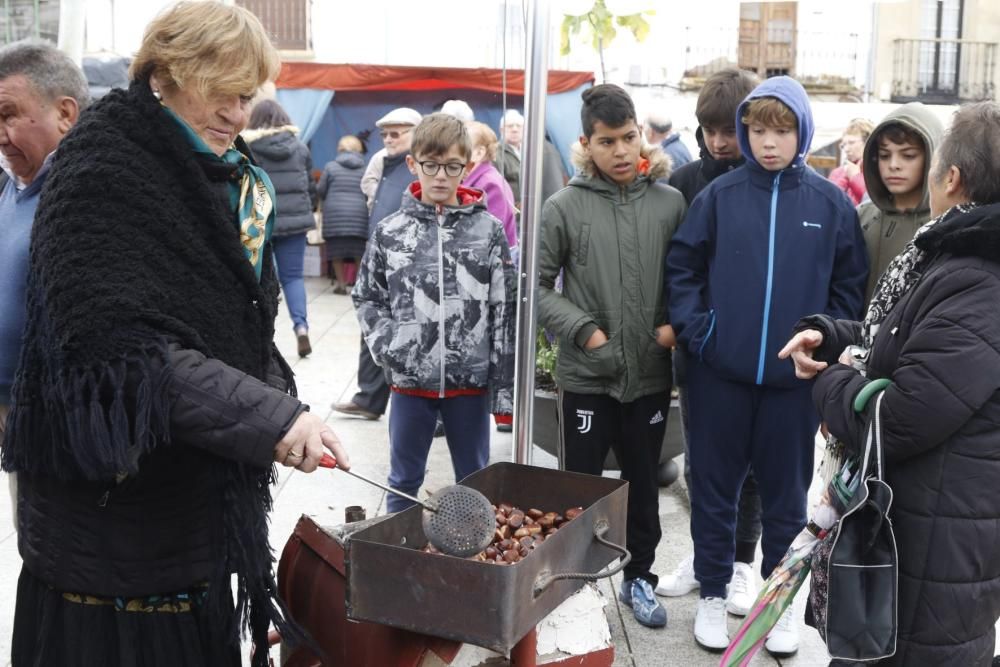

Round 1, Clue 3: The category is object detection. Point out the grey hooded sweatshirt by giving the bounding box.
[858,103,944,302]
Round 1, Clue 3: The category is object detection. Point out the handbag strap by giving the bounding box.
[858,390,888,482]
[872,391,885,480]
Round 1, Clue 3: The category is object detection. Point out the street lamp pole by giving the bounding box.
[512,0,550,466]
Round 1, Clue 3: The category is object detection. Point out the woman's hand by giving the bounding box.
[777,329,828,379]
[655,324,676,349]
[275,412,351,473]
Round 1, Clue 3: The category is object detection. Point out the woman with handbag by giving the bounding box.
[780,101,1000,666]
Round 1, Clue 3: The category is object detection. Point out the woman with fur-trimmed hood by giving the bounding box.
[244,100,317,357]
[537,84,686,629]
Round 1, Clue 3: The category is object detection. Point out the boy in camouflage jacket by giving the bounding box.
[352,113,515,512]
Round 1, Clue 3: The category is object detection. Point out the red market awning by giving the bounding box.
[275,62,594,95]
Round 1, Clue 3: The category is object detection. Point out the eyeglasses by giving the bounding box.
[417,160,465,177]
[380,128,412,140]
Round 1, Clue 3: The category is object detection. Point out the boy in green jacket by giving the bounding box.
[537,84,686,628]
[858,102,943,302]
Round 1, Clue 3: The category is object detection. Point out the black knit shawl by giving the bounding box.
[1,80,302,662]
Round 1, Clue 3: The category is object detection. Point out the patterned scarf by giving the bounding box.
[861,202,980,349]
[162,107,275,280]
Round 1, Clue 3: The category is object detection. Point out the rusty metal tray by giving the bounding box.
[345,462,628,653]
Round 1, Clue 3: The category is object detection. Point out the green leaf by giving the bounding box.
[560,16,572,55]
[616,13,650,43]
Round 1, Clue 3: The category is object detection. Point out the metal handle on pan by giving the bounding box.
[532,519,631,598]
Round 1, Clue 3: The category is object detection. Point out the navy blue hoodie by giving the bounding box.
[666,76,868,388]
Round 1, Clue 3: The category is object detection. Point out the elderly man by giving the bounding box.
[0,41,88,528]
[645,112,692,169]
[497,109,523,205]
[335,107,421,421]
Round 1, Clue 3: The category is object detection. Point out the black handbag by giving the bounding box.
[810,391,898,662]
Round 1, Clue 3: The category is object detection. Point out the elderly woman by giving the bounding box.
[0,3,348,666]
[780,101,1000,666]
[464,121,518,252]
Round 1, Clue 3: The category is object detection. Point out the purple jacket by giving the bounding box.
[464,161,517,249]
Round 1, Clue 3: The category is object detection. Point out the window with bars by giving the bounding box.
[236,0,311,53]
[0,0,58,45]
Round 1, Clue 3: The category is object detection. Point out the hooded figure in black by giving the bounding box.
[783,101,1000,666]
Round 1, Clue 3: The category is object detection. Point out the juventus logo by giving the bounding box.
[576,409,594,434]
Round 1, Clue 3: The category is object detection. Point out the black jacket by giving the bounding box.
[5,82,305,653]
[246,126,317,237]
[666,127,745,205]
[805,202,1000,666]
[317,151,368,239]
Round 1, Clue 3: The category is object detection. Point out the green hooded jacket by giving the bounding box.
[858,103,944,302]
[537,144,686,402]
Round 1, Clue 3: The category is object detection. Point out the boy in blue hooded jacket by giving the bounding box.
[666,76,868,654]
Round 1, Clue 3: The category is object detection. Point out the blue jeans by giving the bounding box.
[271,233,308,331]
[386,392,490,513]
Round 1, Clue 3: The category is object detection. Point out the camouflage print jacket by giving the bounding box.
[353,183,516,416]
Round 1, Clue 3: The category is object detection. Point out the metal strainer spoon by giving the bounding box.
[319,454,494,558]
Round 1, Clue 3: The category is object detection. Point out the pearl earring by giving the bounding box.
[152,89,161,100]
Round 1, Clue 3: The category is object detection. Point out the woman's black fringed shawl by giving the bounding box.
[0,80,305,663]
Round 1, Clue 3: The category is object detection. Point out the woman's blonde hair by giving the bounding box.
[337,135,363,153]
[129,1,280,99]
[466,121,499,162]
[844,117,875,141]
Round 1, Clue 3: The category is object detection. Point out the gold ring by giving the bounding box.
[287,451,303,459]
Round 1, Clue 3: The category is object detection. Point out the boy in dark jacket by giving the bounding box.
[352,113,515,513]
[538,84,686,629]
[656,68,764,619]
[666,76,868,654]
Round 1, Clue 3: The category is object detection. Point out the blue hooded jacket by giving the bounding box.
[665,76,868,388]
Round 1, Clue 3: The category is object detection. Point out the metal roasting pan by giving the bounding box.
[345,462,629,653]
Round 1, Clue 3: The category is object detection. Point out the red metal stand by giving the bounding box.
[271,516,613,667]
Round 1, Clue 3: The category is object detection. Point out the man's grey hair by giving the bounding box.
[0,40,90,109]
[646,112,673,134]
[933,101,1000,205]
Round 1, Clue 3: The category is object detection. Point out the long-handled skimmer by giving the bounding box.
[319,454,494,558]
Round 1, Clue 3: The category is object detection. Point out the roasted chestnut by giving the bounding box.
[564,507,584,521]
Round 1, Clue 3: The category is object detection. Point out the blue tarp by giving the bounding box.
[275,88,335,143]
[278,84,590,175]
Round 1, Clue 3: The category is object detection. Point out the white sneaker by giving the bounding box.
[726,562,756,616]
[764,606,799,657]
[694,597,730,651]
[655,553,699,597]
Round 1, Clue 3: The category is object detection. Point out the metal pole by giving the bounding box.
[512,0,549,467]
[57,0,86,66]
